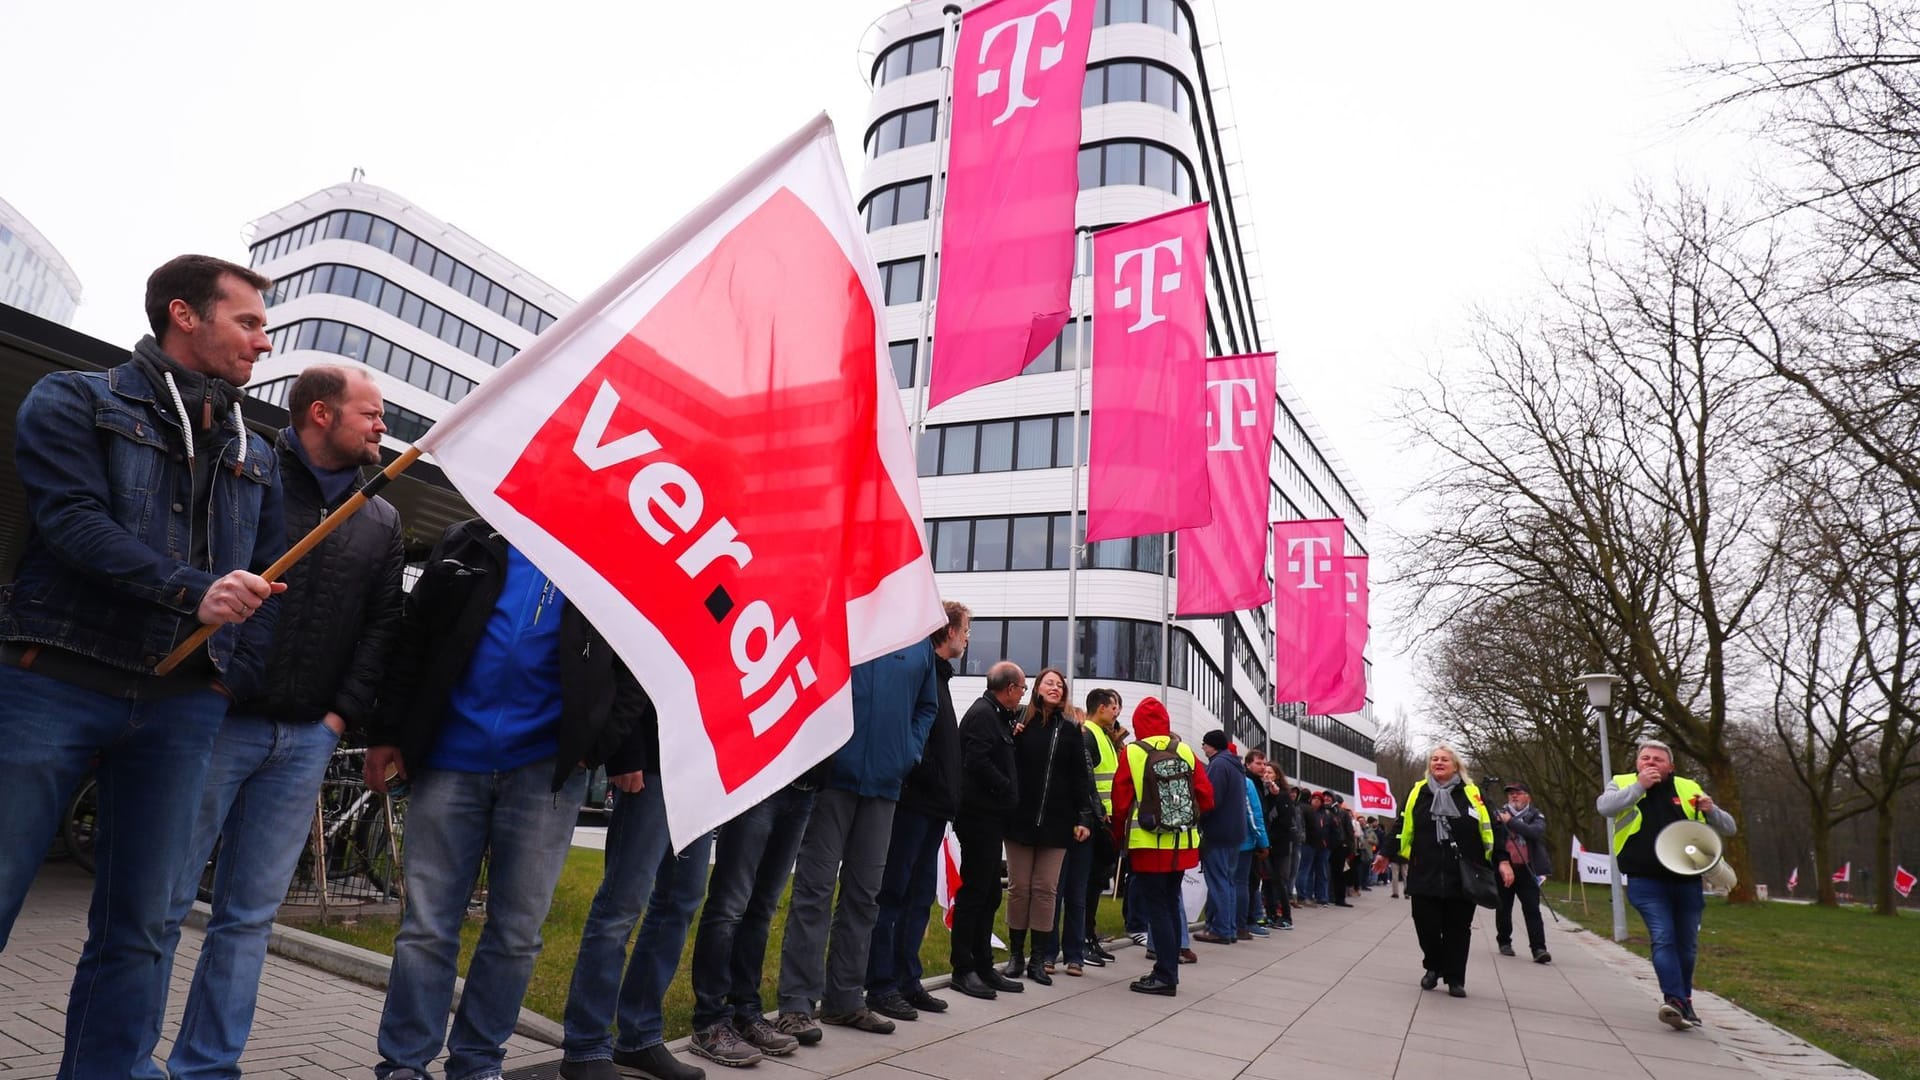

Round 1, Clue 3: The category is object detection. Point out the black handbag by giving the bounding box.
[1450,842,1499,909]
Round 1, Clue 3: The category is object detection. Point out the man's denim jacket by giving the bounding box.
[0,361,284,698]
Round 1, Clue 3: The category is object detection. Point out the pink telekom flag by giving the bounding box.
[927,0,1093,408]
[1271,519,1348,706]
[1087,204,1213,542]
[1174,353,1277,616]
[1310,555,1370,714]
[414,115,944,847]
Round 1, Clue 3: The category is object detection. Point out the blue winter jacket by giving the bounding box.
[1240,776,1270,852]
[1201,750,1250,847]
[829,640,940,799]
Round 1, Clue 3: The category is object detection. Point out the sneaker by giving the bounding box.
[732,1014,798,1056]
[1498,943,1516,957]
[866,991,918,1022]
[690,1024,764,1069]
[1681,1000,1704,1027]
[819,1007,896,1035]
[773,1011,823,1046]
[1278,918,1294,930]
[1089,942,1117,963]
[1249,924,1271,937]
[557,1061,621,1080]
[1128,931,1148,947]
[610,1045,705,1080]
[1658,999,1690,1031]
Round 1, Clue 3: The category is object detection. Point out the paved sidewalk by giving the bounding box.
[0,862,551,1079]
[0,864,1874,1079]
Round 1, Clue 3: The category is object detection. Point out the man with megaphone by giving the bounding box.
[1596,739,1738,1031]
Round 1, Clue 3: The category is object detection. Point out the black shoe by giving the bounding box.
[866,991,918,1022]
[558,1061,622,1080]
[819,1007,895,1035]
[1024,959,1053,986]
[1129,975,1177,997]
[1089,942,1117,963]
[982,969,1025,993]
[611,1045,707,1080]
[1448,983,1466,998]
[731,1014,798,1057]
[1000,953,1025,978]
[903,988,948,1013]
[1499,943,1516,957]
[1533,949,1552,964]
[1333,902,1353,908]
[1681,1000,1704,1027]
[1659,999,1690,1030]
[950,972,998,1000]
[1081,952,1106,968]
[1420,970,1440,990]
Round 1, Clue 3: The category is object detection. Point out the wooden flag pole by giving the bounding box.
[154,445,424,676]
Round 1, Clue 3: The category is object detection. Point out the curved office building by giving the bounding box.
[0,195,82,326]
[862,0,1377,793]
[244,182,573,447]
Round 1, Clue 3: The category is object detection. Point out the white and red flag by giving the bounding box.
[1833,862,1852,883]
[415,116,943,846]
[1895,865,1915,898]
[1310,555,1370,714]
[1271,519,1348,705]
[1353,772,1396,816]
[928,0,1093,408]
[1174,353,1276,616]
[1087,205,1212,542]
[1787,867,1799,892]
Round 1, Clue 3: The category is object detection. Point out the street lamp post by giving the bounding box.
[1578,672,1628,942]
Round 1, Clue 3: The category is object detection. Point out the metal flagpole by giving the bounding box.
[1159,533,1173,705]
[912,5,964,444]
[1065,229,1092,682]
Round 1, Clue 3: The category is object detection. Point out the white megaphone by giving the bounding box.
[1654,820,1737,892]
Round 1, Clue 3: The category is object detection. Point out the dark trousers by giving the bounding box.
[1410,895,1477,984]
[1049,836,1092,963]
[866,806,944,999]
[1496,869,1546,954]
[1330,850,1350,904]
[1085,828,1116,946]
[1264,848,1292,922]
[949,813,1006,978]
[1132,869,1184,986]
[688,786,814,1030]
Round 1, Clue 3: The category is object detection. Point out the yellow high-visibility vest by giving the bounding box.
[1088,722,1118,819]
[1124,735,1201,852]
[1607,773,1706,854]
[1397,778,1495,860]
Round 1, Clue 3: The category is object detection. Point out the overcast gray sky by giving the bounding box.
[2,0,1763,727]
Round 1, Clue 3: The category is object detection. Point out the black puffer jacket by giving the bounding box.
[237,433,405,729]
[1006,708,1097,848]
[370,519,655,792]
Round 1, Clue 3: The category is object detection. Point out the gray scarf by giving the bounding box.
[1427,771,1464,844]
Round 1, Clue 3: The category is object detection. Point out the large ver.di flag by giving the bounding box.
[928,0,1093,408]
[1175,353,1276,616]
[416,116,944,846]
[1087,204,1213,542]
[1271,518,1347,706]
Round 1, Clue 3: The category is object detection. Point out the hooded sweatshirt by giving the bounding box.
[1108,697,1216,872]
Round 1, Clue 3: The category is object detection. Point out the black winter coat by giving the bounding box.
[370,520,655,792]
[1404,783,1504,900]
[239,434,405,729]
[1006,709,1098,847]
[957,691,1019,819]
[899,654,962,821]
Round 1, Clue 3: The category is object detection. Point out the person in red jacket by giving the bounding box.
[1109,698,1214,996]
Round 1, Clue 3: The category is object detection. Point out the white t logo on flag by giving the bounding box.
[1285,535,1334,589]
[1112,238,1183,333]
[975,0,1073,126]
[1205,377,1259,451]
[1344,568,1360,604]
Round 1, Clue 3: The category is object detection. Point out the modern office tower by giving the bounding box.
[860,0,1377,792]
[0,195,82,326]
[244,181,573,446]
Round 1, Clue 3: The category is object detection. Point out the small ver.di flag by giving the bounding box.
[417,116,943,846]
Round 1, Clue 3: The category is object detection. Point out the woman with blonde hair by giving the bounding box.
[1000,668,1097,984]
[1397,746,1505,997]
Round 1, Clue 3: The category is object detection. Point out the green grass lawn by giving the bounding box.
[1545,882,1920,1080]
[302,846,1132,1041]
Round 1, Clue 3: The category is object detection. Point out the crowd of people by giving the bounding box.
[0,255,1740,1080]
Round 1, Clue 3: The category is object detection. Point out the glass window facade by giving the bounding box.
[1096,0,1191,39]
[249,209,558,336]
[924,513,1164,573]
[265,263,518,369]
[866,103,940,157]
[879,258,924,305]
[865,178,934,232]
[267,318,477,404]
[915,413,1085,476]
[1083,61,1192,118]
[874,30,944,85]
[955,615,1198,686]
[1078,141,1196,199]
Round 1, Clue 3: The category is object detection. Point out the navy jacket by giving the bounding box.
[829,640,939,799]
[1200,750,1250,848]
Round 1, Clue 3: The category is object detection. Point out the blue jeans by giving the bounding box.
[563,775,714,1059]
[865,806,943,998]
[155,715,341,1080]
[1628,876,1706,1003]
[1235,849,1256,932]
[689,786,813,1030]
[376,760,585,1080]
[1048,837,1092,964]
[1312,847,1332,902]
[0,663,226,1080]
[1132,871,1183,986]
[1200,844,1238,937]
